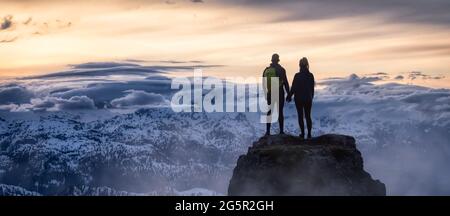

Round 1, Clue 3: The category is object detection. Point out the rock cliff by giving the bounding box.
[228,134,386,196]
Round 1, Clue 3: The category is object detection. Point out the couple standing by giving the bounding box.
[263,54,315,139]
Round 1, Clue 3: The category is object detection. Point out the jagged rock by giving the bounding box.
[228,134,386,196]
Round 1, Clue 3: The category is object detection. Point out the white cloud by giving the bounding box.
[111,90,168,108]
[0,84,34,105]
[52,96,97,111]
[9,96,97,112]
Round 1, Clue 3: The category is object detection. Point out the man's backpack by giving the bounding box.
[263,67,283,92]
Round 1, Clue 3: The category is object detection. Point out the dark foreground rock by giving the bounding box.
[228,134,386,196]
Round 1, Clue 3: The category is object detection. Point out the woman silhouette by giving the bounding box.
[287,57,315,139]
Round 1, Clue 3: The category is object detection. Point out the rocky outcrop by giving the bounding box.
[228,134,386,196]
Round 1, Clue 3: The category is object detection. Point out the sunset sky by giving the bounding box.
[1,0,449,87]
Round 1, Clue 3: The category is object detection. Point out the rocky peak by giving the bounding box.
[228,134,386,196]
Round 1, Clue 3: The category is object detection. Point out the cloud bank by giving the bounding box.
[1,61,221,111]
[304,74,450,195]
[31,96,97,111]
[111,90,168,108]
[0,84,34,104]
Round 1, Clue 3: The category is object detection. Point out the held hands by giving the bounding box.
[286,95,292,103]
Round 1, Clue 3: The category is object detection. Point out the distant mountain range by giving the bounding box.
[1,98,449,195]
[0,108,257,195]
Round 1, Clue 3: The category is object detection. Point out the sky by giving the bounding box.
[1,0,450,88]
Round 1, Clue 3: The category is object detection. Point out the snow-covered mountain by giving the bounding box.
[0,108,257,195]
[0,61,449,195]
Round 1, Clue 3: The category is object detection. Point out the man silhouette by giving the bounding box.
[263,53,290,136]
